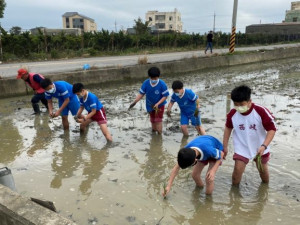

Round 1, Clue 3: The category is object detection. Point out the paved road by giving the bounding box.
[1,43,300,78]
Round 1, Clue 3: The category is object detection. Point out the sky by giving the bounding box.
[0,0,293,34]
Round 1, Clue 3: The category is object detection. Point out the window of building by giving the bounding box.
[293,17,298,22]
[73,18,84,29]
[169,16,172,21]
[156,23,165,29]
[149,17,152,21]
[66,25,69,28]
[169,24,173,29]
[80,25,84,29]
[66,17,69,22]
[155,15,166,21]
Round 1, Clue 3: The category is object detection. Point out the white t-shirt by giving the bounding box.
[225,103,276,159]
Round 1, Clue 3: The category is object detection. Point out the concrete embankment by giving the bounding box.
[0,46,300,99]
[0,184,76,225]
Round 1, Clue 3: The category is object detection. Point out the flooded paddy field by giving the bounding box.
[0,57,299,224]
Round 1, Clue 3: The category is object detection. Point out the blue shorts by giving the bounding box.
[180,112,202,126]
[59,97,80,116]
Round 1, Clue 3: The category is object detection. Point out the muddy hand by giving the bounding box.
[194,108,200,117]
[162,186,170,198]
[167,110,171,117]
[129,102,136,109]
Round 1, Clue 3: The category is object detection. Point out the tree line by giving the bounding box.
[1,27,298,62]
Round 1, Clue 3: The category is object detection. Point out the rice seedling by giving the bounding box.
[255,154,264,173]
[162,181,167,199]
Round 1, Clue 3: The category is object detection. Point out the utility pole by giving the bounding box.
[213,12,216,33]
[114,20,117,33]
[0,22,2,60]
[229,0,238,53]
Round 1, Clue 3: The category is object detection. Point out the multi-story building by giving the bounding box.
[62,12,97,32]
[285,1,300,22]
[145,9,183,32]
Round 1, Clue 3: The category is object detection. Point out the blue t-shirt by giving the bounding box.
[139,79,169,112]
[171,88,198,117]
[45,81,76,102]
[79,91,103,112]
[185,135,224,161]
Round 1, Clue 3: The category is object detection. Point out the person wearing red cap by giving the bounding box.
[17,68,48,114]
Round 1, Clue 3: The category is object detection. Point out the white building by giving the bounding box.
[145,9,183,32]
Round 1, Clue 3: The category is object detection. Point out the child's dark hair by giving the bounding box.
[172,80,183,90]
[40,78,52,89]
[177,148,196,169]
[72,83,84,93]
[231,85,251,102]
[148,67,160,78]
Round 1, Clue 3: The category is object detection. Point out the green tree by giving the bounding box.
[10,26,22,35]
[133,17,149,35]
[0,0,6,18]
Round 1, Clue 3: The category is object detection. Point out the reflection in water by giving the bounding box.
[141,134,173,197]
[226,184,268,224]
[185,183,269,224]
[0,119,22,164]
[79,145,109,197]
[50,132,83,189]
[27,116,53,157]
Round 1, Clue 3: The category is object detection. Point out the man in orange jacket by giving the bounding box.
[17,68,48,114]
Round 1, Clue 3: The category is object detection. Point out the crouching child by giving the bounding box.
[72,83,112,142]
[163,135,224,197]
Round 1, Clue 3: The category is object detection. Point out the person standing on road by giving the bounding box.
[205,31,214,54]
[16,68,48,114]
[40,78,80,130]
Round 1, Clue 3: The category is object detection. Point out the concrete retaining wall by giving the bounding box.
[1,46,300,99]
[0,184,76,225]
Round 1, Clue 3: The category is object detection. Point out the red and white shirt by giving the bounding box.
[225,103,276,159]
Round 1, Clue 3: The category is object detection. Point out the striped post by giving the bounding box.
[230,0,238,53]
[229,26,236,53]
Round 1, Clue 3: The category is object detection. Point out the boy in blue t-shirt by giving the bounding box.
[72,83,112,142]
[40,78,80,130]
[167,80,206,136]
[163,135,224,196]
[129,67,169,134]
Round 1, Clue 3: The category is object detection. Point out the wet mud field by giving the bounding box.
[0,57,299,224]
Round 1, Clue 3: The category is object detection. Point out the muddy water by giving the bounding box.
[0,57,299,225]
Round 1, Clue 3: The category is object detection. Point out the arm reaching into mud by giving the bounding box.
[162,164,180,198]
[223,126,233,160]
[129,93,144,109]
[166,101,174,117]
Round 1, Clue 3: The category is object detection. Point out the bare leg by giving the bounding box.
[79,118,92,132]
[181,125,189,136]
[154,122,163,134]
[195,125,206,135]
[62,116,69,130]
[205,161,219,195]
[192,162,206,188]
[232,160,247,186]
[99,123,112,142]
[257,162,269,183]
